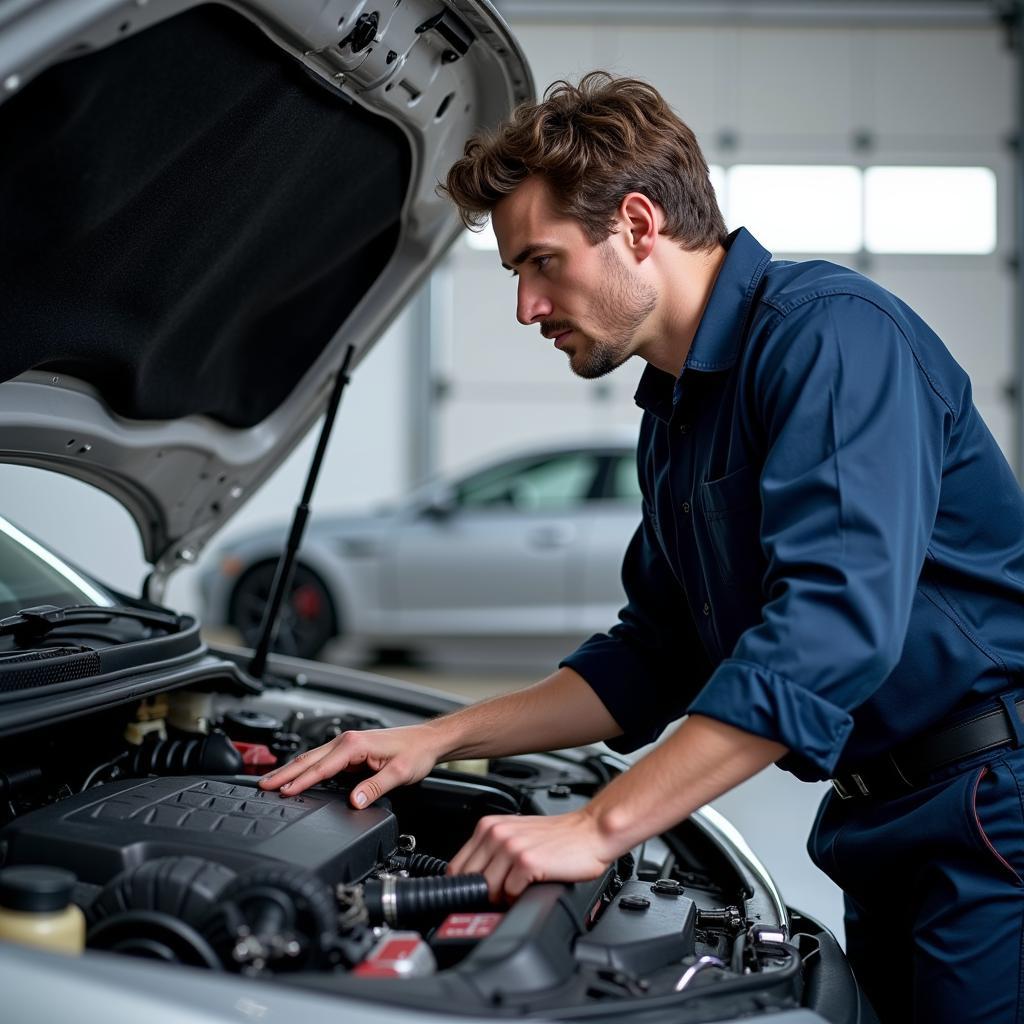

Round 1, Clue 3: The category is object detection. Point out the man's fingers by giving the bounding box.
[447,822,513,901]
[257,747,330,790]
[448,820,540,902]
[258,736,365,796]
[503,859,540,901]
[480,849,515,904]
[449,816,503,876]
[447,829,485,876]
[350,760,406,809]
[459,834,504,877]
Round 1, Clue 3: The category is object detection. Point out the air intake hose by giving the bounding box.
[386,852,450,877]
[127,732,243,776]
[88,855,236,928]
[363,874,490,928]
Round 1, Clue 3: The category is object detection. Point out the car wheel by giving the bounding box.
[228,561,338,660]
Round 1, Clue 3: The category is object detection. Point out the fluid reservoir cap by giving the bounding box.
[0,866,76,913]
[651,878,683,896]
[222,709,282,743]
[619,895,651,912]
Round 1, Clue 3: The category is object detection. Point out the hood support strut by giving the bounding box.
[249,346,355,680]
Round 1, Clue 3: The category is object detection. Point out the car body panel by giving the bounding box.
[567,501,642,633]
[389,504,580,634]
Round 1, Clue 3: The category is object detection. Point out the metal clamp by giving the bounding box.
[380,874,399,927]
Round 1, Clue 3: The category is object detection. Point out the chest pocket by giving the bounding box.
[699,462,766,589]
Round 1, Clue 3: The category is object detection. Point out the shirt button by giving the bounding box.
[678,423,691,435]
[703,602,711,616]
[681,501,690,513]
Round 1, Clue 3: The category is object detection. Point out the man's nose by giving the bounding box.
[516,279,552,325]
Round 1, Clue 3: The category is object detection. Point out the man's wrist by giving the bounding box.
[580,794,636,863]
[421,712,468,762]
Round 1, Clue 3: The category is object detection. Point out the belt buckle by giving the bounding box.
[832,773,870,800]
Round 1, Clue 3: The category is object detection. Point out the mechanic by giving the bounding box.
[262,73,1024,1022]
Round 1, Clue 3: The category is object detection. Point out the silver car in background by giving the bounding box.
[200,437,642,661]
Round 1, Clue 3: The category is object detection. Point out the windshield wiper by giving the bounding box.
[0,604,182,644]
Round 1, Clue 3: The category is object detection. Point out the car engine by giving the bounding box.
[0,651,859,1022]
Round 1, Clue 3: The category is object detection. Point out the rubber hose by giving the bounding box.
[363,874,490,927]
[127,731,243,776]
[388,852,449,877]
[88,856,236,928]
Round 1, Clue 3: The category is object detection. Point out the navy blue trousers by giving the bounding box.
[808,746,1024,1023]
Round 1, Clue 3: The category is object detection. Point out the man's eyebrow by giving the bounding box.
[500,243,554,271]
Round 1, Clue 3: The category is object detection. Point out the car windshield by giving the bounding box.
[0,515,113,618]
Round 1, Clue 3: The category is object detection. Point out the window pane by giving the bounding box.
[728,165,862,253]
[608,455,642,502]
[457,455,599,510]
[511,455,598,510]
[865,166,996,254]
[456,458,533,507]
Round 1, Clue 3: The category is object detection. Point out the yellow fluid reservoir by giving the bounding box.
[440,759,490,775]
[0,866,85,955]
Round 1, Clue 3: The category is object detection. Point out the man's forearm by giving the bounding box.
[446,713,789,899]
[424,666,623,761]
[261,666,624,803]
[583,714,788,857]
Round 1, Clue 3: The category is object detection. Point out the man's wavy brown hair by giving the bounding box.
[441,71,726,252]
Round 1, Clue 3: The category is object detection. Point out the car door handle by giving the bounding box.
[527,524,576,549]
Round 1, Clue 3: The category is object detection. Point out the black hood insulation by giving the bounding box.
[0,4,410,428]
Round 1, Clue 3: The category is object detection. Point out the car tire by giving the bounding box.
[227,561,338,661]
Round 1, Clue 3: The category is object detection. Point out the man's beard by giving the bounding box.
[560,243,657,380]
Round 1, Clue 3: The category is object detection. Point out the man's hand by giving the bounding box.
[446,716,788,905]
[447,809,617,902]
[257,668,621,812]
[258,723,445,809]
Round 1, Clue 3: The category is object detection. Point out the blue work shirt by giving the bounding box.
[562,227,1024,782]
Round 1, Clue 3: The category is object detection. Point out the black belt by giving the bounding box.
[832,693,1024,801]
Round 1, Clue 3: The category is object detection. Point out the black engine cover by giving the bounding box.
[0,776,395,886]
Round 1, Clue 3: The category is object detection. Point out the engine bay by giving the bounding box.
[0,648,853,1021]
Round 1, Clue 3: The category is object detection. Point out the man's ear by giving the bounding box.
[619,192,659,262]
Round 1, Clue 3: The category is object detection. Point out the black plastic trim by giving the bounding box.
[0,655,253,738]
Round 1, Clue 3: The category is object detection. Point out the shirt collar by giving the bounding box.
[634,227,772,422]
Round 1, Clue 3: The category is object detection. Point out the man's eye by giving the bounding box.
[534,255,551,270]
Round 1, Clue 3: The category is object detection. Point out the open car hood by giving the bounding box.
[0,0,531,594]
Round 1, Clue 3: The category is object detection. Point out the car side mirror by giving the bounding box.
[422,487,457,520]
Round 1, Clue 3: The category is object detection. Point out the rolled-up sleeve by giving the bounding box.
[687,295,951,777]
[561,493,713,753]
